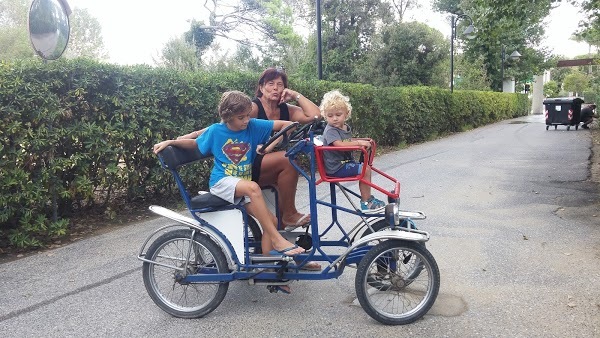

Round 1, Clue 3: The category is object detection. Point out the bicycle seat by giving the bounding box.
[190,192,230,209]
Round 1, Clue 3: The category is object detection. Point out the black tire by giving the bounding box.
[142,229,229,318]
[361,219,425,280]
[247,217,262,254]
[355,240,440,325]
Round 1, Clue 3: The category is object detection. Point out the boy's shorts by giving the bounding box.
[330,161,363,177]
[210,176,249,205]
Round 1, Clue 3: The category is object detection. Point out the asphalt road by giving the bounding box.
[1,114,599,337]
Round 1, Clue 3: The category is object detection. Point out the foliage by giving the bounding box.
[453,54,492,91]
[158,0,307,74]
[320,0,393,82]
[431,0,461,15]
[436,0,559,90]
[0,0,35,59]
[563,71,590,94]
[158,37,201,71]
[385,0,422,21]
[0,59,528,249]
[544,80,560,97]
[574,0,600,48]
[184,19,215,58]
[64,7,108,60]
[0,1,107,61]
[358,21,449,87]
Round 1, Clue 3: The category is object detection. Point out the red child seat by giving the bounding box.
[313,138,400,200]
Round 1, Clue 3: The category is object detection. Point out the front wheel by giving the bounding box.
[142,229,229,318]
[361,219,425,281]
[355,240,440,325]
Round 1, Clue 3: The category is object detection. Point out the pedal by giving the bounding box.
[249,279,289,286]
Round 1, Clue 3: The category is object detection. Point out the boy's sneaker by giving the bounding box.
[361,195,386,210]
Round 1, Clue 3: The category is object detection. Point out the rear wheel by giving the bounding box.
[355,240,440,325]
[142,229,229,318]
[248,217,262,254]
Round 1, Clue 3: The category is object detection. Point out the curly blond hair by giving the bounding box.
[319,90,352,118]
[218,91,252,122]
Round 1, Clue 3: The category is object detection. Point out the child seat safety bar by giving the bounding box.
[314,139,400,199]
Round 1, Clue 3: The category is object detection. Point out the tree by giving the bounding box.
[320,0,393,81]
[543,80,560,97]
[0,1,107,61]
[453,54,492,90]
[441,0,559,90]
[359,21,448,87]
[574,0,600,49]
[250,0,306,71]
[431,0,461,15]
[184,19,215,57]
[0,0,35,59]
[64,7,108,60]
[157,0,306,73]
[157,37,200,71]
[563,71,590,95]
[386,0,422,22]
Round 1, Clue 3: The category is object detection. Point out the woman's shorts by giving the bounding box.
[330,161,363,177]
[210,176,249,205]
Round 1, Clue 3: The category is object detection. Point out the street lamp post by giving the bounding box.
[450,14,475,92]
[500,45,521,92]
[316,0,323,80]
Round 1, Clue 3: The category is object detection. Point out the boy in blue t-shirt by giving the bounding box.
[153,91,305,257]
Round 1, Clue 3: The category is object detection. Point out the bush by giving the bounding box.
[0,58,529,249]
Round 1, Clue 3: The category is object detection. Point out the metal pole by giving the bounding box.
[316,0,323,80]
[450,16,455,93]
[501,45,505,92]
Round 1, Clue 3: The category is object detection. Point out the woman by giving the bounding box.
[178,68,320,231]
[250,67,321,230]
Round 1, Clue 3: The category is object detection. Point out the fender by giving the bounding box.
[144,205,238,267]
[327,228,429,268]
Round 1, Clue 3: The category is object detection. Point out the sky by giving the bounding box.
[66,0,594,66]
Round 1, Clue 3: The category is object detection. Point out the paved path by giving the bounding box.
[1,115,599,337]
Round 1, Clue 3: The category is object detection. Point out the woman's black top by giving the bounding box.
[251,98,291,183]
[252,98,290,121]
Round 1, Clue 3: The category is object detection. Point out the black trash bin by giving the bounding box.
[543,97,584,130]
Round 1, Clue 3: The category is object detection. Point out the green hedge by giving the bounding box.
[0,58,529,248]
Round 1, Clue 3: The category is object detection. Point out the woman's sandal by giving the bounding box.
[267,285,291,294]
[283,214,311,231]
[298,261,321,271]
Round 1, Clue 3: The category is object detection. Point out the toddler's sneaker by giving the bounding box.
[361,195,386,210]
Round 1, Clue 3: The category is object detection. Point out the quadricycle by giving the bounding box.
[137,120,440,325]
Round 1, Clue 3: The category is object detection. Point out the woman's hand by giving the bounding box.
[279,88,300,104]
